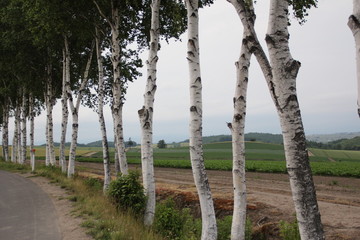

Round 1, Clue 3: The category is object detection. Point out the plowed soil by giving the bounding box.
[77,162,360,240]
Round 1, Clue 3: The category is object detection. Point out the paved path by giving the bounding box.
[0,170,61,240]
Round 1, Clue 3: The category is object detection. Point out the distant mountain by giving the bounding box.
[306,132,360,143]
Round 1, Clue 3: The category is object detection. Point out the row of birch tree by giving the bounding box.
[1,0,359,239]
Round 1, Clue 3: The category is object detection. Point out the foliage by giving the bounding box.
[154,199,199,239]
[279,220,300,240]
[157,139,167,149]
[107,170,146,216]
[288,0,318,24]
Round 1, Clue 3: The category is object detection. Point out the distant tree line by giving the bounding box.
[306,137,360,151]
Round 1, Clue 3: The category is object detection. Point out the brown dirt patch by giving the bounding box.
[76,162,360,240]
[22,173,92,240]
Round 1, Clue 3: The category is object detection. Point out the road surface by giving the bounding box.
[0,170,61,240]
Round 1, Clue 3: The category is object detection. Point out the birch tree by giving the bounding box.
[67,43,95,177]
[95,26,111,190]
[185,0,217,239]
[29,93,36,172]
[226,9,253,239]
[348,0,360,117]
[1,101,10,162]
[227,0,324,239]
[138,0,161,226]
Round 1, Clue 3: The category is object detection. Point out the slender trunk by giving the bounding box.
[11,106,19,163]
[95,27,111,191]
[266,1,324,239]
[2,103,9,162]
[67,42,94,177]
[60,38,70,173]
[20,92,27,164]
[45,116,50,166]
[185,1,217,239]
[349,0,360,117]
[16,104,21,163]
[45,64,56,166]
[229,29,252,240]
[29,93,35,172]
[111,6,128,175]
[138,0,160,226]
[113,136,120,175]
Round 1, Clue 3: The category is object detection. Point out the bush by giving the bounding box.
[279,220,300,240]
[107,171,146,216]
[154,199,200,240]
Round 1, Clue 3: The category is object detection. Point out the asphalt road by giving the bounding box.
[0,170,61,240]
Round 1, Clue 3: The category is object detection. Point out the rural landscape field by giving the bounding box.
[5,139,358,239]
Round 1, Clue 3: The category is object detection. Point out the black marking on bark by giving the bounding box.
[348,15,360,30]
[358,108,360,118]
[72,123,78,128]
[188,39,197,52]
[282,94,298,111]
[234,114,242,122]
[227,122,232,129]
[265,34,275,45]
[285,59,301,78]
[195,77,201,83]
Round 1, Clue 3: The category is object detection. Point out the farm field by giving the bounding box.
[2,141,360,239]
[4,141,359,177]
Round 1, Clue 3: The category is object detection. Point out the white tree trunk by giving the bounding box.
[138,0,160,226]
[349,0,360,117]
[185,1,217,239]
[266,1,324,239]
[29,93,35,172]
[16,104,21,164]
[113,134,120,176]
[2,103,9,162]
[228,29,252,240]
[95,27,111,191]
[20,92,27,164]
[111,7,128,175]
[67,43,94,177]
[44,67,56,166]
[60,38,70,173]
[93,0,128,175]
[11,106,19,163]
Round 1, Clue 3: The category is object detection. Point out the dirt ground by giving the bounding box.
[78,162,360,240]
[23,173,92,240]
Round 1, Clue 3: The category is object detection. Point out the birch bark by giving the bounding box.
[45,66,56,166]
[266,1,324,239]
[185,0,217,239]
[95,27,111,191]
[228,29,252,240]
[60,37,70,173]
[2,103,9,162]
[20,92,27,164]
[67,43,94,177]
[138,0,160,226]
[29,93,35,172]
[11,106,19,163]
[348,0,360,117]
[93,1,128,175]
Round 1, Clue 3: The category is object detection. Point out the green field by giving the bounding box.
[2,141,360,177]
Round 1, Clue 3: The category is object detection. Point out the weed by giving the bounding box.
[279,220,300,240]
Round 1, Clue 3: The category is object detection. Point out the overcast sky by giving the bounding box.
[10,0,359,145]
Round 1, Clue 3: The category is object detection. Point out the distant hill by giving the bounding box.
[306,132,360,143]
[307,136,360,150]
[181,132,284,145]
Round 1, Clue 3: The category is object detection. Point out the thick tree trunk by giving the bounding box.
[348,0,360,117]
[95,27,111,191]
[20,92,27,164]
[228,29,252,240]
[44,67,56,166]
[29,93,35,172]
[60,38,70,173]
[113,134,120,176]
[138,0,160,226]
[185,1,217,239]
[2,103,9,162]
[67,43,94,177]
[266,1,324,239]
